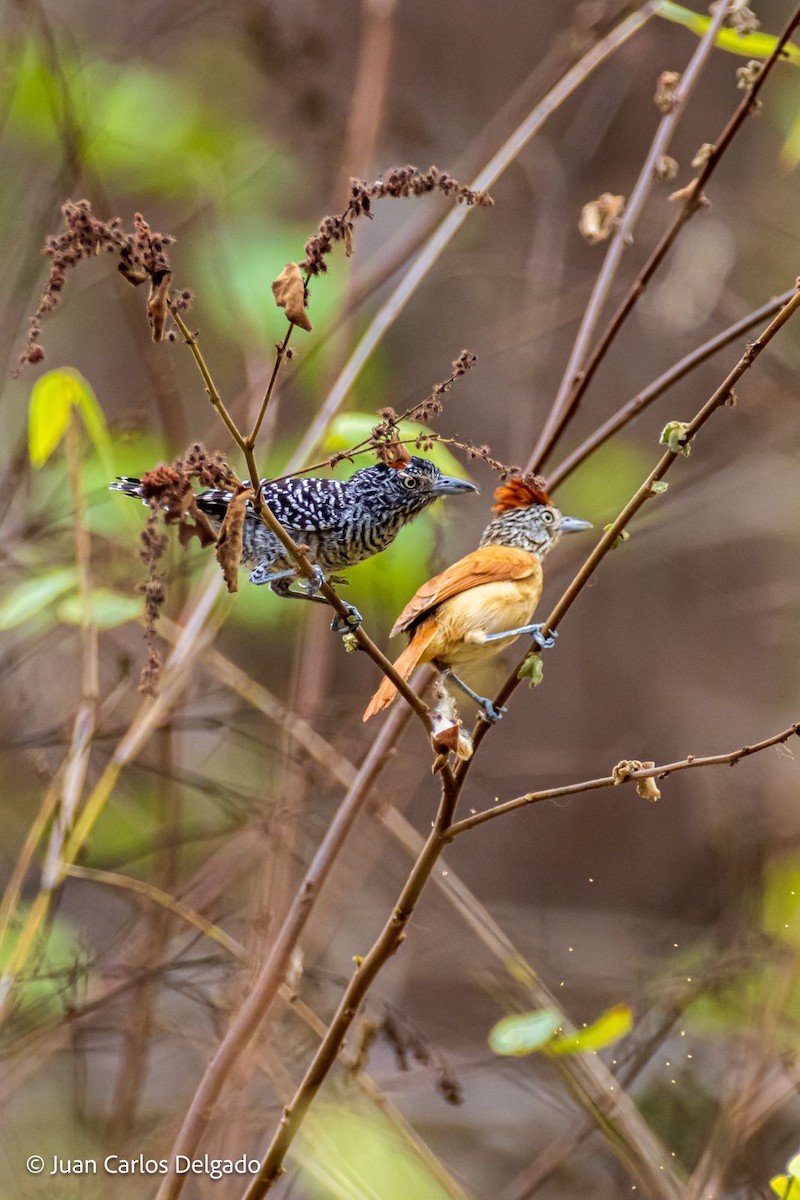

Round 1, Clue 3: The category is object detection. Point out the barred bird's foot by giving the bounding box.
[330,602,363,633]
[300,565,326,596]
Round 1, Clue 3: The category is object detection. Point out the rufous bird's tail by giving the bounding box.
[362,625,436,721]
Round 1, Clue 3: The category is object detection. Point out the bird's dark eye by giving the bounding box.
[401,475,418,490]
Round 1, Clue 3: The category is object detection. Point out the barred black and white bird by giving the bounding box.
[111,457,477,623]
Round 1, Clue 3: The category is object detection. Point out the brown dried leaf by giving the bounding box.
[271,262,312,332]
[376,438,412,468]
[215,486,254,592]
[147,269,172,342]
[578,194,625,245]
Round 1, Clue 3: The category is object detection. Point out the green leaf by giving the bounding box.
[28,368,111,470]
[297,1104,455,1200]
[56,589,143,630]
[323,413,470,485]
[762,858,800,946]
[656,3,800,65]
[518,651,544,687]
[0,907,81,1022]
[0,568,76,630]
[548,1004,633,1055]
[488,1008,562,1056]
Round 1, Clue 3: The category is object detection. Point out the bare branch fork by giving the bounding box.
[448,723,800,837]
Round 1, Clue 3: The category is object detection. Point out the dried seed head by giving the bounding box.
[654,70,681,114]
[578,193,625,244]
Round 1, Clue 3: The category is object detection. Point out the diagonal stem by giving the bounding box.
[530,0,734,471]
[527,2,800,474]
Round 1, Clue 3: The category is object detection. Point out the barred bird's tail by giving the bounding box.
[109,476,145,499]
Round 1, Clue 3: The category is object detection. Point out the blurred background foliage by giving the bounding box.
[1,2,800,1198]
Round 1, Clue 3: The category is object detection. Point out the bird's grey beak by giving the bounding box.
[559,515,593,533]
[433,476,479,496]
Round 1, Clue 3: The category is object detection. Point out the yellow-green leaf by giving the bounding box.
[0,568,76,630]
[788,1154,800,1181]
[29,368,111,470]
[489,1008,562,1056]
[56,589,143,629]
[548,1004,633,1055]
[656,2,800,65]
[770,1176,795,1198]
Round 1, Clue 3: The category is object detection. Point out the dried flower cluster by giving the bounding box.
[19,201,190,369]
[715,0,759,36]
[134,445,237,693]
[302,166,493,276]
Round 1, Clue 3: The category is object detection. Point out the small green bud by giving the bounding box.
[660,420,692,456]
[341,632,359,653]
[650,480,669,495]
[603,523,630,549]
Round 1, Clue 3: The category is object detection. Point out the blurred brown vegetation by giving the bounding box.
[1,1,800,1198]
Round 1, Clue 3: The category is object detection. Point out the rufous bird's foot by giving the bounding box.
[529,624,557,650]
[481,622,557,650]
[440,669,506,723]
[479,699,507,724]
[330,602,363,633]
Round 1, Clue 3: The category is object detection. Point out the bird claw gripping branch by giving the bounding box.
[111,456,477,619]
[363,478,592,723]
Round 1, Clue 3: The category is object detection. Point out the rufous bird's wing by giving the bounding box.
[364,548,541,722]
[390,546,539,636]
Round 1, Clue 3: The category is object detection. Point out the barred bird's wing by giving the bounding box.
[196,477,351,530]
[390,546,540,636]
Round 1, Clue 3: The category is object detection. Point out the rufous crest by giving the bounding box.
[491,476,551,512]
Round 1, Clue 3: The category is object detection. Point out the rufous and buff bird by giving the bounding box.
[362,478,592,723]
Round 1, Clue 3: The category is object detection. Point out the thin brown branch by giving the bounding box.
[169,305,246,448]
[532,0,733,470]
[546,287,796,488]
[239,766,460,1200]
[153,692,420,1200]
[447,723,799,837]
[246,325,293,448]
[527,2,800,474]
[171,306,432,727]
